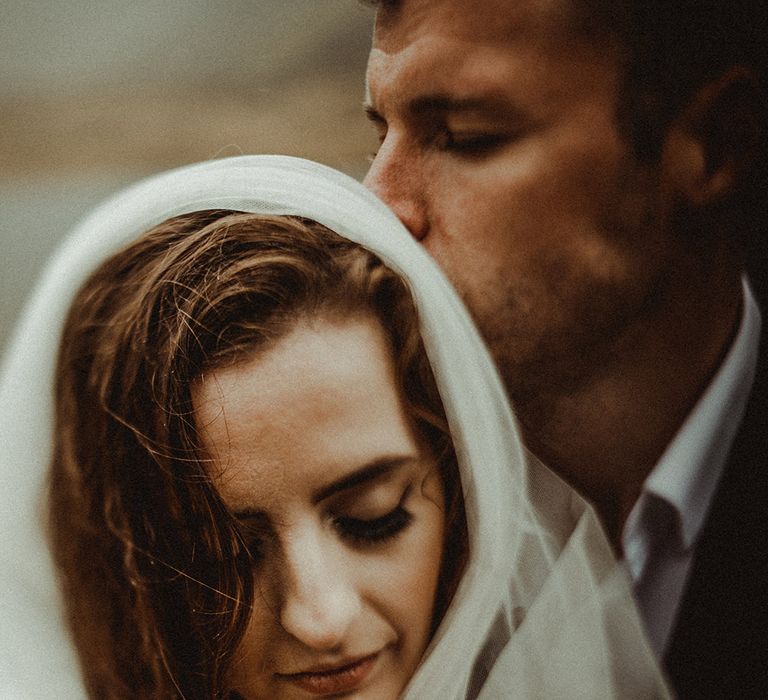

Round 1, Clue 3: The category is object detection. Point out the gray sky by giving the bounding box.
[0,1,372,93]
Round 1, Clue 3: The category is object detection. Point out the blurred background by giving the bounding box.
[1,0,377,354]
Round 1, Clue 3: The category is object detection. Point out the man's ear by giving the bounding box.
[662,66,761,208]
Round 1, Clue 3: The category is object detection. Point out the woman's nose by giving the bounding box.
[363,137,429,241]
[278,532,362,651]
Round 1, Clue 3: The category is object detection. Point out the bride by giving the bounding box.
[0,155,669,698]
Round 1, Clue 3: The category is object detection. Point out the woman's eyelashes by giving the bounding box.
[237,485,415,564]
[239,523,268,563]
[333,482,415,546]
[333,504,413,546]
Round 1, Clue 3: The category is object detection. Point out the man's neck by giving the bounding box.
[515,263,744,552]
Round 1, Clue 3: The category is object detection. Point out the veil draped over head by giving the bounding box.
[0,156,669,698]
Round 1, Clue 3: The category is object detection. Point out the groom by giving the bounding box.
[362,0,767,696]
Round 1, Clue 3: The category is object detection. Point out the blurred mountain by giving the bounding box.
[0,1,377,178]
[0,1,379,354]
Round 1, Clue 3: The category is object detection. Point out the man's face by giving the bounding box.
[364,0,688,404]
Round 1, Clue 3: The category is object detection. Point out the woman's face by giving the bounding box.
[194,315,446,699]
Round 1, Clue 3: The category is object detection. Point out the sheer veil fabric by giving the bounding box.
[0,156,670,698]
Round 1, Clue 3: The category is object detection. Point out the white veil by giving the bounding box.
[0,155,670,698]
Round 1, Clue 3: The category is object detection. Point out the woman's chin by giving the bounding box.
[232,645,415,699]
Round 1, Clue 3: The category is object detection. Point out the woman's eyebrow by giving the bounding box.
[312,456,416,505]
[231,456,418,520]
[233,507,269,525]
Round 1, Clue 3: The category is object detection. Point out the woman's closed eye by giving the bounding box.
[332,486,414,546]
[239,506,413,564]
[237,517,270,564]
[333,506,413,545]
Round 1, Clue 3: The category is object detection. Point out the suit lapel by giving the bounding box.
[664,325,768,697]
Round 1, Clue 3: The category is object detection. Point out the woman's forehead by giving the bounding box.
[194,315,419,511]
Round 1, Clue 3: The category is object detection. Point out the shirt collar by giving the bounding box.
[641,276,761,550]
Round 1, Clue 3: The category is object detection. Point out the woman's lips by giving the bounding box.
[278,653,379,696]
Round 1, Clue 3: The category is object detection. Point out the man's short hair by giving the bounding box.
[587,0,766,290]
[573,1,766,150]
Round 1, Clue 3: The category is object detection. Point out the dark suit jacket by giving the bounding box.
[664,313,768,698]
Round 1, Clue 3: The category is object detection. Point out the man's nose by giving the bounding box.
[278,531,361,651]
[363,137,429,241]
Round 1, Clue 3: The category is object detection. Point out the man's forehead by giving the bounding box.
[365,0,612,111]
[365,39,524,110]
[372,0,580,51]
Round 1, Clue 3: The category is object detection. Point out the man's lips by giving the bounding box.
[277,653,379,696]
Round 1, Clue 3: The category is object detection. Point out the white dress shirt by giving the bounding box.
[621,276,762,657]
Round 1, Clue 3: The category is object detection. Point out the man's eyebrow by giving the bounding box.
[364,94,515,123]
[313,456,414,504]
[409,94,511,114]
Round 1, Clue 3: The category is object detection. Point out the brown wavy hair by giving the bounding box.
[49,212,466,699]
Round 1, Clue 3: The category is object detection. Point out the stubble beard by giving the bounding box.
[465,186,674,426]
